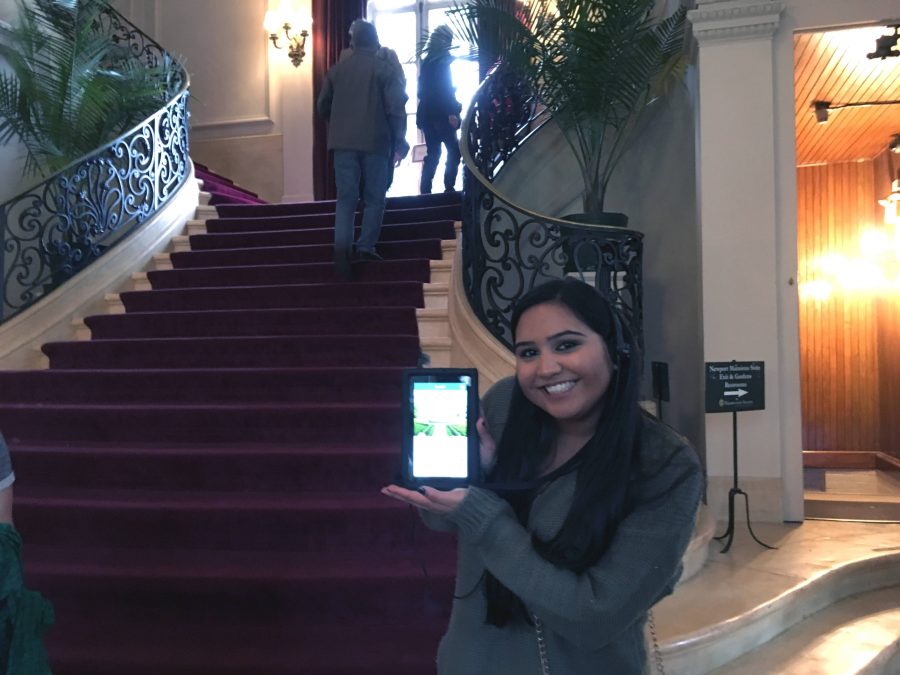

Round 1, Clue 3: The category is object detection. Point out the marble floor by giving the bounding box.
[654,518,900,674]
[804,469,900,497]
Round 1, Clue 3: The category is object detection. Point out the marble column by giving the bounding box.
[687,0,804,522]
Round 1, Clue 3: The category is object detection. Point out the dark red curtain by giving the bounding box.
[312,0,367,201]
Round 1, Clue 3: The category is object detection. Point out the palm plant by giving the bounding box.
[0,0,180,180]
[446,0,687,221]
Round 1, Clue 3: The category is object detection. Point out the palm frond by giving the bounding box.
[0,0,180,179]
[444,0,687,216]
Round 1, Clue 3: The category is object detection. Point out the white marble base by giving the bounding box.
[0,166,199,369]
[706,586,900,674]
[655,520,900,674]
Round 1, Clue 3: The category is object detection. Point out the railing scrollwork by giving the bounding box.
[460,67,644,351]
[0,5,189,323]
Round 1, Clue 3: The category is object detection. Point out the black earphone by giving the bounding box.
[608,302,632,364]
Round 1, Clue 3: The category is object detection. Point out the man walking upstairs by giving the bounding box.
[317,19,409,278]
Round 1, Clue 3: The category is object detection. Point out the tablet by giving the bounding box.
[400,368,479,489]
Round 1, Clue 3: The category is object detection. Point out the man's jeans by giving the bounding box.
[333,150,390,257]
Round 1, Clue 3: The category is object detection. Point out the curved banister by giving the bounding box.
[0,3,190,324]
[458,66,645,351]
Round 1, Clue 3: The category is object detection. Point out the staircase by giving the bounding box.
[0,184,462,673]
[195,163,269,206]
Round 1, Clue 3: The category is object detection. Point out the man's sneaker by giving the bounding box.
[334,246,352,280]
[353,249,383,262]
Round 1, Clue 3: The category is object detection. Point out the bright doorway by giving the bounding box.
[793,24,900,520]
[367,0,480,197]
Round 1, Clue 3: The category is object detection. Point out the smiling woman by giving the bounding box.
[382,278,704,675]
[513,301,614,464]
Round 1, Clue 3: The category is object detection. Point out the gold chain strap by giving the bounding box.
[532,613,551,675]
[534,609,665,675]
[647,609,666,675]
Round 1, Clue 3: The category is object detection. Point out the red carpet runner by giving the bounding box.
[0,183,462,674]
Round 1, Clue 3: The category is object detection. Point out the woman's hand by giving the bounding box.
[381,484,467,515]
[381,415,495,513]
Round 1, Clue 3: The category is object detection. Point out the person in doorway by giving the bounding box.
[382,278,703,674]
[317,19,409,276]
[416,25,462,194]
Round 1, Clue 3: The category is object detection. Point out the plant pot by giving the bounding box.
[562,211,629,227]
[559,211,629,273]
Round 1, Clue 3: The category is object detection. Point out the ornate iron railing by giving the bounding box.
[0,5,189,324]
[460,67,644,351]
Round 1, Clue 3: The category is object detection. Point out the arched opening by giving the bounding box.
[367,0,480,196]
[793,25,900,521]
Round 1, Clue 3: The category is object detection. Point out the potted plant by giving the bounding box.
[445,0,687,226]
[0,0,182,290]
[0,0,180,180]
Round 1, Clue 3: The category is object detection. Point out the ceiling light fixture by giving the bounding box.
[867,24,900,59]
[812,99,900,124]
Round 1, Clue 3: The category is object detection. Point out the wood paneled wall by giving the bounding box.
[798,160,881,451]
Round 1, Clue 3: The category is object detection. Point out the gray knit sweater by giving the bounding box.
[424,378,703,674]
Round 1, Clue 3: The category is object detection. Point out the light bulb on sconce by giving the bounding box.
[264,9,310,67]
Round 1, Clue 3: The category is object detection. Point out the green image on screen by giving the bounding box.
[411,380,469,477]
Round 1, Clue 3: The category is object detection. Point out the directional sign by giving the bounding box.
[705,361,764,413]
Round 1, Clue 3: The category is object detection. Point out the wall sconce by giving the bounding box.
[881,134,900,234]
[264,10,310,67]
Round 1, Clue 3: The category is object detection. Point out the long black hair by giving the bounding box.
[483,278,643,626]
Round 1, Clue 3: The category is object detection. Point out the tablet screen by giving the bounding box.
[401,368,478,487]
[411,377,471,479]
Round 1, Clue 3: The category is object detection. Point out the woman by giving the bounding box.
[416,25,462,194]
[383,278,703,674]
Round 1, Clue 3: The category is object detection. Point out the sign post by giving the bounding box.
[705,361,776,553]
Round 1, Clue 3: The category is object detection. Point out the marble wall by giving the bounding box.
[110,0,315,203]
[691,0,900,522]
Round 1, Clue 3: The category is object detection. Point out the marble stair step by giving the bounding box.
[706,585,900,674]
[805,492,900,523]
[656,521,900,675]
